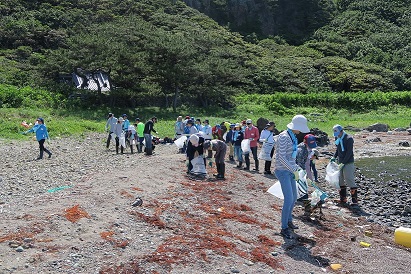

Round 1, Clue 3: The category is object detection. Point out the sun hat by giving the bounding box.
[246,119,252,124]
[304,134,317,148]
[287,115,310,133]
[333,124,343,137]
[118,117,124,122]
[189,134,199,146]
[235,123,241,128]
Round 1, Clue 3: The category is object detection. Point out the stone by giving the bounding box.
[16,246,24,252]
[366,123,389,132]
[399,141,410,147]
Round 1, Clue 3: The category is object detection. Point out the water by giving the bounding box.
[356,156,411,183]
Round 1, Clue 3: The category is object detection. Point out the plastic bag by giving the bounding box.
[174,135,187,148]
[325,162,340,188]
[267,181,284,199]
[258,142,274,161]
[119,133,126,148]
[310,185,328,206]
[241,139,251,154]
[296,170,308,199]
[190,156,207,175]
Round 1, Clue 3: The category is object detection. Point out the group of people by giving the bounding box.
[179,114,357,240]
[105,113,158,155]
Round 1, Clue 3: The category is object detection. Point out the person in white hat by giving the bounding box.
[186,134,206,174]
[274,114,310,239]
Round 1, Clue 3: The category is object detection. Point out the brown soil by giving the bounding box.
[0,131,410,273]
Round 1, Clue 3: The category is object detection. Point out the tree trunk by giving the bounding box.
[173,86,180,112]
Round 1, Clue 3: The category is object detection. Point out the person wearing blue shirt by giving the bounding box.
[23,117,52,160]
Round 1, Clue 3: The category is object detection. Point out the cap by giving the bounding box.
[246,119,252,124]
[230,123,235,128]
[203,140,211,150]
[37,117,44,123]
[119,117,124,122]
[186,119,194,125]
[135,118,140,121]
[122,114,127,117]
[203,119,209,124]
[287,115,310,133]
[304,134,317,148]
[333,124,343,137]
[265,121,275,128]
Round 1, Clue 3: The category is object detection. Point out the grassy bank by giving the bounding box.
[1,104,410,141]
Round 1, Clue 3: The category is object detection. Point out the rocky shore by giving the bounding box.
[0,131,410,273]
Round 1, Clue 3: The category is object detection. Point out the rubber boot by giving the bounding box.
[207,149,213,158]
[106,136,111,148]
[121,146,124,154]
[237,161,243,168]
[264,161,272,174]
[116,146,119,154]
[350,188,358,205]
[214,163,221,177]
[229,155,234,161]
[338,186,349,207]
[254,159,259,172]
[303,200,312,215]
[244,157,250,170]
[217,163,225,180]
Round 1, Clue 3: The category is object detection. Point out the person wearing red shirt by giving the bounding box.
[243,119,260,171]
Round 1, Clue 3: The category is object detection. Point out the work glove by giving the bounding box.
[307,178,314,186]
[260,138,267,143]
[293,170,300,181]
[338,163,345,170]
[330,157,336,163]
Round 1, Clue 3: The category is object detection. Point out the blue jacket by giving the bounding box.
[27,124,49,141]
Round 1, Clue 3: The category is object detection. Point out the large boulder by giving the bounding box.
[256,117,269,133]
[366,123,389,132]
[310,128,329,147]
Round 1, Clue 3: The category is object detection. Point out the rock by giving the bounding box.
[393,128,407,132]
[366,123,389,132]
[365,137,382,143]
[407,128,411,134]
[344,125,362,132]
[16,246,24,252]
[403,205,411,213]
[399,141,410,147]
[256,117,269,133]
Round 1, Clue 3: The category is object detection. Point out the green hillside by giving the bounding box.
[1,0,410,109]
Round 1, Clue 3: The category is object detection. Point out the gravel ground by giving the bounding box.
[0,131,410,274]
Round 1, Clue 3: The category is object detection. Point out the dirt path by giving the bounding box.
[0,131,410,273]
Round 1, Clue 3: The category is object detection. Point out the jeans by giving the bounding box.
[234,145,243,162]
[144,134,152,149]
[275,169,298,229]
[310,160,318,181]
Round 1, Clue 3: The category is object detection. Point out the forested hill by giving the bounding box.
[0,0,410,108]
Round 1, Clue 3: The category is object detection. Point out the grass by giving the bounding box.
[1,104,410,140]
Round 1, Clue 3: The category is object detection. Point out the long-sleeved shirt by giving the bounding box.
[113,122,123,137]
[259,129,275,144]
[143,120,157,135]
[105,117,118,132]
[122,119,130,132]
[26,124,49,141]
[334,133,354,164]
[296,143,315,181]
[175,121,184,135]
[233,130,244,146]
[202,124,212,140]
[243,126,260,147]
[274,130,299,172]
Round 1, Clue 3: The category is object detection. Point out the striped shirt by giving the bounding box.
[274,130,299,172]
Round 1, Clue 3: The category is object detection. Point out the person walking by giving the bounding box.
[274,115,310,239]
[105,113,117,149]
[143,116,158,155]
[233,123,244,168]
[243,119,260,171]
[259,121,279,174]
[23,117,52,160]
[331,125,358,208]
[204,139,227,180]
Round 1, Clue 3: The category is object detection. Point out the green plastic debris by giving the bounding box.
[47,185,72,193]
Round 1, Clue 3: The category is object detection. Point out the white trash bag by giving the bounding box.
[190,156,207,175]
[241,139,251,154]
[267,180,284,199]
[267,170,307,200]
[174,135,187,149]
[258,142,274,161]
[325,162,340,188]
[119,133,126,148]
